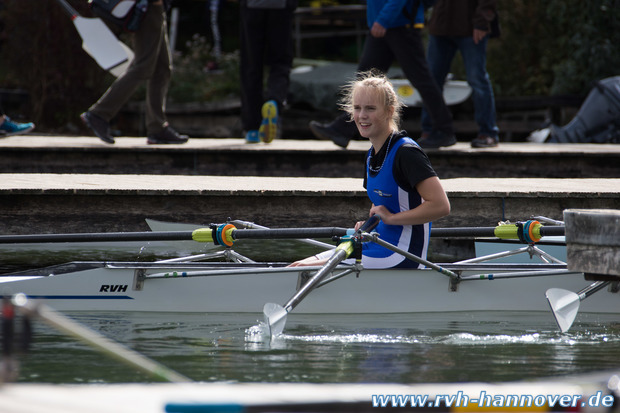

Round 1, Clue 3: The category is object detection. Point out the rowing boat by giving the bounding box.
[0,219,617,322]
[1,260,611,314]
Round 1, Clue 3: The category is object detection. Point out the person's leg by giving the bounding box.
[264,8,294,107]
[458,36,499,144]
[309,35,394,148]
[89,5,163,121]
[239,6,266,135]
[144,6,172,135]
[388,27,455,147]
[259,8,295,142]
[388,27,453,135]
[420,34,457,134]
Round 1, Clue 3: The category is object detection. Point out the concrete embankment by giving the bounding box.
[0,135,618,235]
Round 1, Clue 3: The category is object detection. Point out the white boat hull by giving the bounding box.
[1,263,617,314]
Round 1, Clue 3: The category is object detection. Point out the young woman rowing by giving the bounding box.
[291,72,451,269]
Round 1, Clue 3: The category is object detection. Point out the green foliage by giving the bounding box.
[167,34,240,103]
[488,0,620,96]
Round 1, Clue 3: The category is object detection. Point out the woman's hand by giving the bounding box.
[368,205,393,224]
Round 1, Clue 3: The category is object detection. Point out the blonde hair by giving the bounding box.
[339,70,403,131]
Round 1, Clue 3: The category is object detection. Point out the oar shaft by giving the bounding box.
[283,216,380,311]
[283,248,348,312]
[431,225,564,239]
[370,236,457,278]
[0,231,195,244]
[231,227,351,240]
[578,280,610,300]
[0,227,351,245]
[8,221,563,245]
[13,295,191,383]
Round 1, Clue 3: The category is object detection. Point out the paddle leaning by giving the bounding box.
[54,0,134,76]
[263,215,380,337]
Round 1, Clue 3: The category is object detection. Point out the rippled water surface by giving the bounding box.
[12,310,620,384]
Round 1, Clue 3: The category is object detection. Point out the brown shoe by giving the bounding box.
[471,134,498,148]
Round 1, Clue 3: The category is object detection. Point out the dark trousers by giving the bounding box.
[90,4,171,135]
[239,5,294,131]
[358,26,453,134]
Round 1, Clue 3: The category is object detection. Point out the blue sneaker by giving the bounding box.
[258,100,278,143]
[0,116,35,137]
[245,130,260,144]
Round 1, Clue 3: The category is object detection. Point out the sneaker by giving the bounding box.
[309,120,351,148]
[471,134,499,148]
[417,130,457,149]
[245,130,260,144]
[258,100,278,143]
[147,126,189,144]
[0,116,35,137]
[81,111,114,144]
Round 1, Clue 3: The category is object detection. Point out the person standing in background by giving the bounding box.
[239,0,297,143]
[309,0,456,149]
[419,0,500,148]
[81,0,188,145]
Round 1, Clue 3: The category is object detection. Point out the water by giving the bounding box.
[2,240,619,386]
[9,310,620,384]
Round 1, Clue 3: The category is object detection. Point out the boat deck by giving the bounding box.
[0,135,619,234]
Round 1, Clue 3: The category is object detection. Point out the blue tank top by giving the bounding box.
[363,135,430,269]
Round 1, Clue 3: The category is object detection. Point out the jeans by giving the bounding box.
[421,34,499,137]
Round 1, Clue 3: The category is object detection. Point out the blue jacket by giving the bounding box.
[366,0,425,30]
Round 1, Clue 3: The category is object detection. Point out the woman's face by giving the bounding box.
[352,87,393,141]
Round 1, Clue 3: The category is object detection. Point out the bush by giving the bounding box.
[167,34,240,103]
[488,0,620,96]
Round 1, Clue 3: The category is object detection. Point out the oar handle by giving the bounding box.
[54,0,80,18]
[360,215,380,232]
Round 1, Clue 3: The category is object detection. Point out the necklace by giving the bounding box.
[368,132,394,173]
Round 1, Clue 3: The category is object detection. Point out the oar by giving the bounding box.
[11,293,192,382]
[0,226,354,245]
[263,216,380,336]
[54,0,133,76]
[545,281,611,332]
[431,222,564,240]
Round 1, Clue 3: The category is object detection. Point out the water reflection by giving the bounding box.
[10,311,620,384]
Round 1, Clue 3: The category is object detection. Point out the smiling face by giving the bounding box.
[352,87,394,143]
